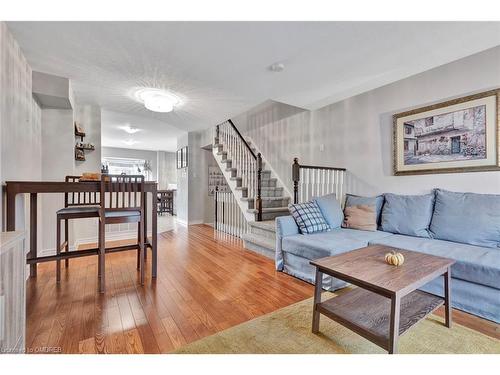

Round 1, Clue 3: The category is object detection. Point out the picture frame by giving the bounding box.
[176,149,182,169]
[181,146,188,168]
[208,166,229,196]
[393,89,500,175]
[176,146,188,169]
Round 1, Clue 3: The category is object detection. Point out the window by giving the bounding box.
[102,157,153,181]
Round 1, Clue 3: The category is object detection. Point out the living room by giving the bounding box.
[1,0,500,373]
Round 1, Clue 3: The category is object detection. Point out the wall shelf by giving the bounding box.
[74,122,93,161]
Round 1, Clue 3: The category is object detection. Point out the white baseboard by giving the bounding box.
[188,219,204,225]
[176,218,188,226]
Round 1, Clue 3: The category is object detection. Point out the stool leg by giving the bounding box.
[136,222,141,270]
[56,217,61,283]
[64,219,69,268]
[99,218,106,293]
[139,220,145,285]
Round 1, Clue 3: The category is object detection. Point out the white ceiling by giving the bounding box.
[7,21,500,149]
[100,110,184,152]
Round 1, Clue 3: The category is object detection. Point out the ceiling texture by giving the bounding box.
[7,21,500,151]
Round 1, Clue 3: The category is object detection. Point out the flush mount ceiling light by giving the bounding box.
[120,125,141,134]
[135,88,180,113]
[269,62,285,72]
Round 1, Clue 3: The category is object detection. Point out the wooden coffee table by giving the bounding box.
[310,245,455,354]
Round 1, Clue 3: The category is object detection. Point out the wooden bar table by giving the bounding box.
[4,180,158,278]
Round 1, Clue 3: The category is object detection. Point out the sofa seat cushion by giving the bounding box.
[369,234,500,290]
[282,228,393,260]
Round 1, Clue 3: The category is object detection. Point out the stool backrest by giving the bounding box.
[100,174,145,212]
[65,175,100,207]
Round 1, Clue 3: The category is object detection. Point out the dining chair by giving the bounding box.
[98,174,145,293]
[55,175,100,283]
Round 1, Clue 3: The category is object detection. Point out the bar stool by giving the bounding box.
[55,176,100,283]
[98,174,145,293]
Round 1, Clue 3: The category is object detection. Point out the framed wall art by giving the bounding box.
[176,146,188,169]
[208,166,229,196]
[393,89,499,175]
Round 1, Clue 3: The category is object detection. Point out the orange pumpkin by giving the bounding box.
[384,250,405,266]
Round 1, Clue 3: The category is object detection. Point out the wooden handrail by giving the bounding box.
[215,119,263,221]
[227,119,257,159]
[293,158,346,171]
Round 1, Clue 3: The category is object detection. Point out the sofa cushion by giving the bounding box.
[288,201,330,234]
[313,193,344,229]
[282,228,393,260]
[345,194,385,225]
[430,189,500,249]
[369,234,500,290]
[342,204,377,231]
[380,193,434,238]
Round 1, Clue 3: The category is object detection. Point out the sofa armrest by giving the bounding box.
[276,215,300,238]
[275,216,299,271]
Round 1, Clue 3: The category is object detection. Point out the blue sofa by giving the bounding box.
[275,189,500,323]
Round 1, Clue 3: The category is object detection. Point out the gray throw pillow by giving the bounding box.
[381,192,435,238]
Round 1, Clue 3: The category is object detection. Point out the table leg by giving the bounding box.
[388,294,401,354]
[312,268,323,334]
[444,268,452,328]
[6,189,16,231]
[29,193,38,277]
[143,192,148,261]
[152,189,157,278]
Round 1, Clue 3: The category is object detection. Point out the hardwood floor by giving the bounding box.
[25,224,499,354]
[25,224,313,353]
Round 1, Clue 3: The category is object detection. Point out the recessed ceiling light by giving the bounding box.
[123,139,139,146]
[269,62,285,72]
[120,125,141,134]
[135,88,180,113]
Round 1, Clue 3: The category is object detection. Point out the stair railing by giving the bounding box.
[214,186,249,238]
[216,119,263,221]
[292,158,347,204]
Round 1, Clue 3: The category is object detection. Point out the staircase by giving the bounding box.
[212,120,288,258]
[243,220,277,259]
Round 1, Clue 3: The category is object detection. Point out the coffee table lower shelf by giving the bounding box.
[316,288,444,351]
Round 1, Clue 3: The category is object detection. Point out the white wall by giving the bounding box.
[74,105,101,175]
[157,151,177,189]
[40,109,74,252]
[0,22,42,243]
[175,134,189,224]
[238,46,500,197]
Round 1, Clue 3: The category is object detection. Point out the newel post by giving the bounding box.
[214,186,218,230]
[292,158,300,204]
[215,124,220,146]
[256,153,263,221]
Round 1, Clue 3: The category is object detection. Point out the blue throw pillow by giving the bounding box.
[430,189,500,249]
[288,201,330,234]
[345,194,385,225]
[313,193,344,229]
[381,193,435,238]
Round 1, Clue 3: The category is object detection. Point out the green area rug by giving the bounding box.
[175,295,500,354]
